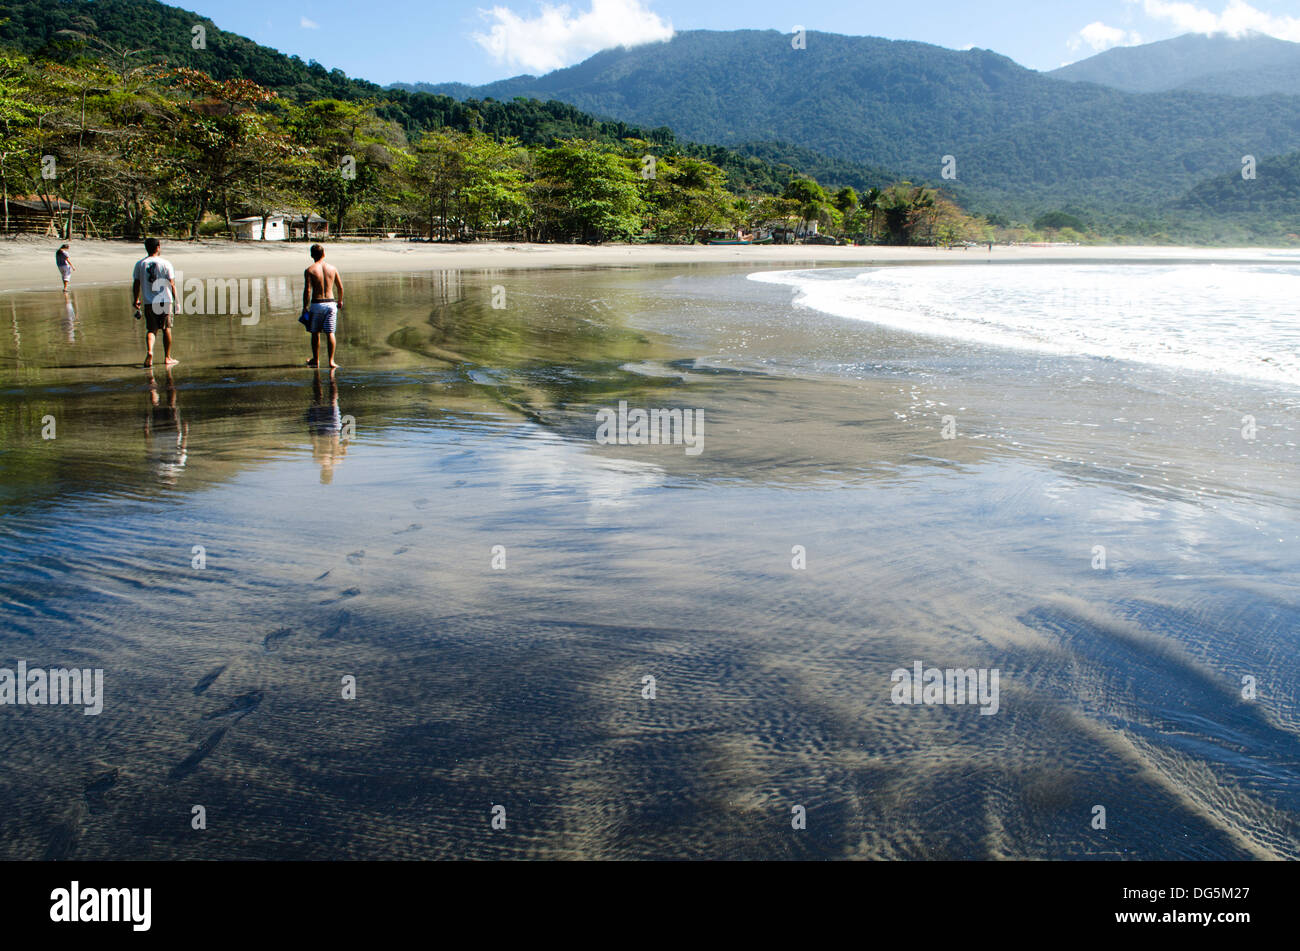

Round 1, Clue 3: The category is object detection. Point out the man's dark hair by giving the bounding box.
[310,244,324,261]
[59,243,69,250]
[144,237,160,255]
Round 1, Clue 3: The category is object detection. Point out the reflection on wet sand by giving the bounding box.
[63,294,77,344]
[307,371,348,484]
[0,264,1295,860]
[145,368,188,486]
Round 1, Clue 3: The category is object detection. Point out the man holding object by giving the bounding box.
[302,244,344,369]
[132,237,178,368]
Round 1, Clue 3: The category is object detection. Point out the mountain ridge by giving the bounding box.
[390,28,1300,219]
[1051,31,1300,96]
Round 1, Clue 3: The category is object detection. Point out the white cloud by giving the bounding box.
[1069,21,1144,51]
[1130,0,1300,41]
[473,0,674,74]
[300,16,320,30]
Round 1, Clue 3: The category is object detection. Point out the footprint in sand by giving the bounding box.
[42,819,80,860]
[320,588,360,605]
[314,569,331,581]
[192,665,227,696]
[347,550,366,564]
[393,546,410,556]
[202,691,263,721]
[83,767,120,814]
[393,523,421,535]
[263,628,294,651]
[321,611,350,639]
[169,727,228,781]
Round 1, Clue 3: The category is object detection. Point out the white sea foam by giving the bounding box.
[750,263,1300,387]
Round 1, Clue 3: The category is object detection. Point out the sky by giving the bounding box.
[172,0,1300,86]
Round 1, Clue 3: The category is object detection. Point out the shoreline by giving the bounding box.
[2,237,1296,293]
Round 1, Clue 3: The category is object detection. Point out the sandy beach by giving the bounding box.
[2,236,1293,292]
[1,249,1297,861]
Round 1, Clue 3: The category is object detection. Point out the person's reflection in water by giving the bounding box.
[145,367,188,485]
[308,369,347,484]
[63,295,77,344]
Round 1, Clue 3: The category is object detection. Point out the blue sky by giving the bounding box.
[174,0,1300,85]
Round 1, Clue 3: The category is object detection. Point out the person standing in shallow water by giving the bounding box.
[56,244,74,291]
[132,237,178,368]
[301,244,344,369]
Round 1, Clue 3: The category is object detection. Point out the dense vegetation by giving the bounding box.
[3,1,1293,244]
[415,29,1300,238]
[0,0,897,198]
[0,20,980,244]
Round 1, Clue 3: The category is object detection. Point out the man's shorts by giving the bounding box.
[145,305,173,334]
[58,264,72,282]
[309,301,338,334]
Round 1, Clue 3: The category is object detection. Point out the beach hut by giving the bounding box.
[232,214,287,241]
[3,195,96,237]
[232,212,329,241]
[288,213,329,240]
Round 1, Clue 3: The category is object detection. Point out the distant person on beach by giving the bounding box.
[56,244,74,291]
[301,244,344,369]
[132,237,178,368]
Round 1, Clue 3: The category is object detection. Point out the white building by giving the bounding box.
[232,215,288,241]
[232,213,329,241]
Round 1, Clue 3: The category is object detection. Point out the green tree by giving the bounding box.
[532,142,644,242]
[0,53,35,232]
[289,98,399,235]
[645,154,733,243]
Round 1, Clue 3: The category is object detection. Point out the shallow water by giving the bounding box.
[0,261,1297,859]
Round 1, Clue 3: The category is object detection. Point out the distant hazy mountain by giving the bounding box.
[395,29,1300,216]
[1051,31,1300,95]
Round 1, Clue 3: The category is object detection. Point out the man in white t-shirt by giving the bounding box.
[131,237,178,367]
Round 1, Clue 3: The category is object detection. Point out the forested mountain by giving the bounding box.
[4,0,1297,242]
[403,29,1300,220]
[3,0,972,246]
[1050,31,1300,96]
[1177,152,1300,220]
[0,0,896,195]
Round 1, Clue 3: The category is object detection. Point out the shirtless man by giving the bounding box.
[301,244,344,369]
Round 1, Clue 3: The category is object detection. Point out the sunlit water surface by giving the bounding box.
[0,260,1296,859]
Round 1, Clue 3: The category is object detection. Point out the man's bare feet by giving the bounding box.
[143,356,153,368]
[165,358,179,366]
[328,362,340,369]
[306,359,318,367]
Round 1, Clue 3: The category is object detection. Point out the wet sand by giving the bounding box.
[2,235,1295,293]
[0,263,1296,860]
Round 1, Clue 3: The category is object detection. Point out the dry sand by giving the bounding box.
[1,235,1293,292]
